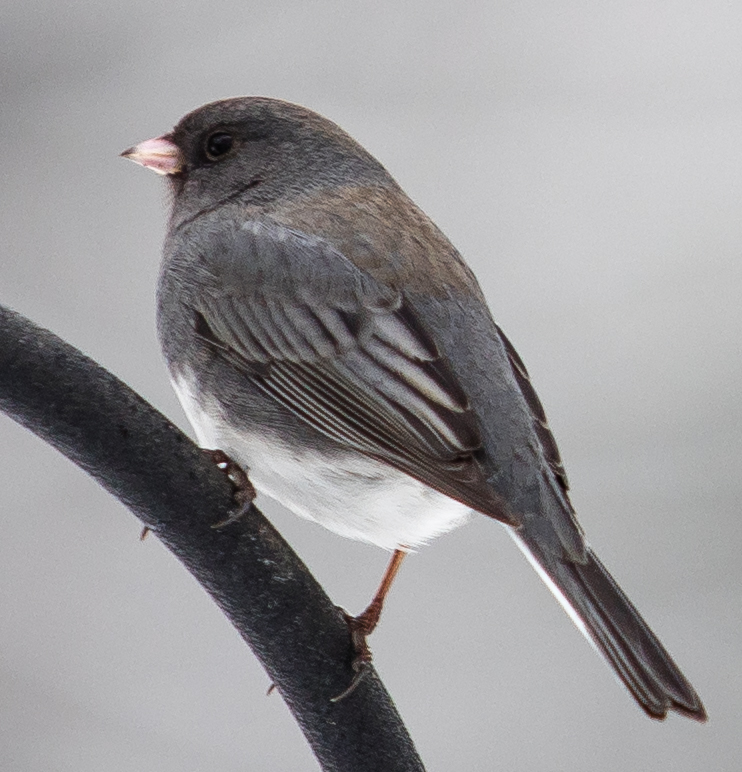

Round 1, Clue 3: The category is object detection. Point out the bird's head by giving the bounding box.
[122,97,391,228]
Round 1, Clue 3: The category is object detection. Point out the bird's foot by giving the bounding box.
[203,449,256,528]
[330,606,380,702]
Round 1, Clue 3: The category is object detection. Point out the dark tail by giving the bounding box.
[511,533,706,721]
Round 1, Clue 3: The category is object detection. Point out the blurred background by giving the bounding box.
[1,1,740,769]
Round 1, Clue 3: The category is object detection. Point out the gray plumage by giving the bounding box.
[131,96,705,721]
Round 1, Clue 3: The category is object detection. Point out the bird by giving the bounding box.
[122,96,706,720]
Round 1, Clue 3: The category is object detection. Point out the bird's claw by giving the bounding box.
[330,610,376,703]
[203,449,256,528]
[330,660,371,703]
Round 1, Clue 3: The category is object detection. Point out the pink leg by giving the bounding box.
[332,549,407,702]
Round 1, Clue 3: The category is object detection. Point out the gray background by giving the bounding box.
[1,1,739,770]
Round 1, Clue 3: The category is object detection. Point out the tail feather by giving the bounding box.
[511,533,706,721]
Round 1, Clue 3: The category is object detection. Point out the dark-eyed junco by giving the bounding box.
[123,97,705,719]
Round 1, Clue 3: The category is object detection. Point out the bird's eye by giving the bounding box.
[205,132,234,160]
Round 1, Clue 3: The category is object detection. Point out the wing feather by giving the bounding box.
[192,220,517,525]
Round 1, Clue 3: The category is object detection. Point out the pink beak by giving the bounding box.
[121,135,183,175]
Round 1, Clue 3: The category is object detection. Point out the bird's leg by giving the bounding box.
[331,548,407,702]
[351,548,407,637]
[203,449,256,528]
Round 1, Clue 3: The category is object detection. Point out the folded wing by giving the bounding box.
[192,220,517,525]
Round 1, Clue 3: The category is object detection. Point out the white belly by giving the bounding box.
[173,372,472,550]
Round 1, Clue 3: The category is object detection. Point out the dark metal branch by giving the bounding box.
[0,304,425,772]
